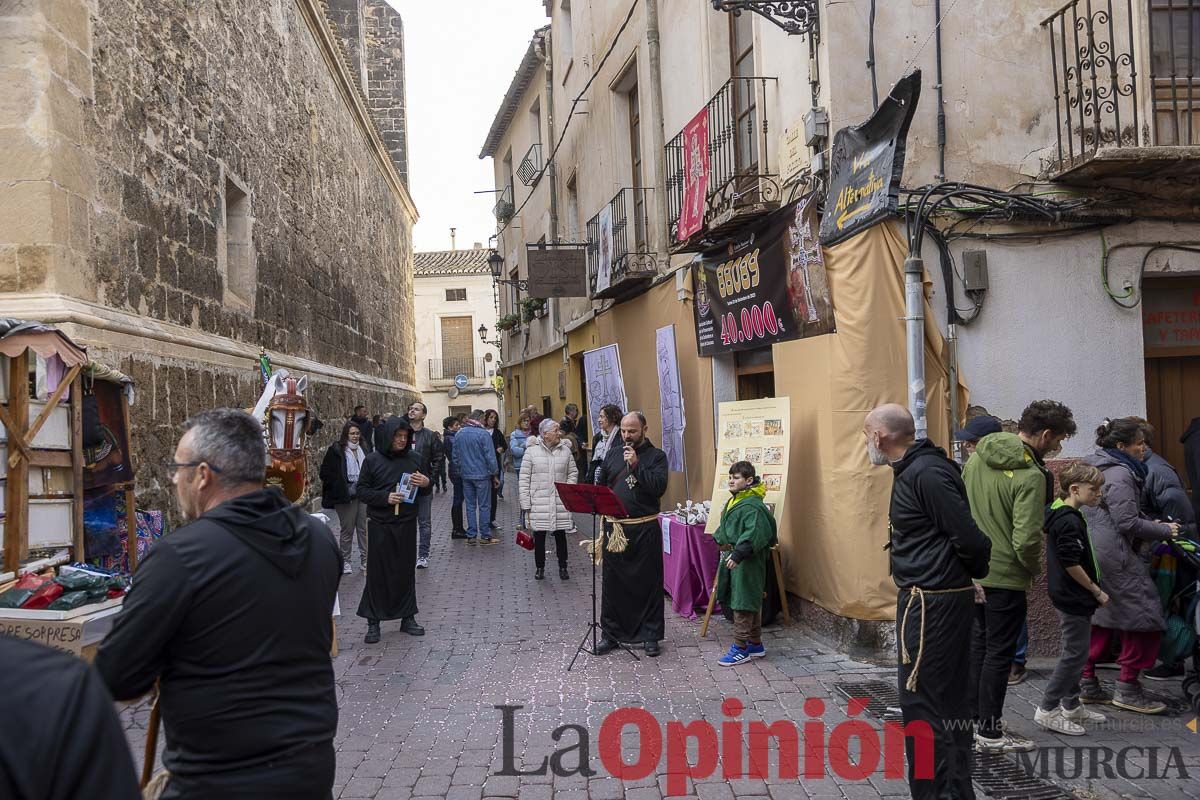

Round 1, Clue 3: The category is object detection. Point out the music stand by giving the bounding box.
[556,482,640,670]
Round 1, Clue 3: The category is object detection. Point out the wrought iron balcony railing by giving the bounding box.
[517,143,543,186]
[1042,0,1200,174]
[585,188,657,301]
[493,184,514,223]
[665,76,781,251]
[427,357,487,383]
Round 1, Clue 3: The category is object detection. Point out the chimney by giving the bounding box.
[473,242,484,250]
[450,227,457,251]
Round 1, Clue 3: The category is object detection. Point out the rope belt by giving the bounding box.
[582,514,661,563]
[899,585,975,692]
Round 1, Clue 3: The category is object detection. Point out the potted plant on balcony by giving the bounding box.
[520,297,547,323]
[495,200,515,225]
[495,313,520,333]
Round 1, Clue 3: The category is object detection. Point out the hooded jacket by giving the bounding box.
[1082,448,1172,631]
[1183,417,1200,522]
[887,439,992,589]
[509,428,530,473]
[1144,450,1196,530]
[357,416,424,523]
[713,483,778,611]
[962,432,1051,590]
[95,487,341,788]
[1044,501,1101,616]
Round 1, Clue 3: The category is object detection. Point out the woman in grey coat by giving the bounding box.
[1079,418,1182,714]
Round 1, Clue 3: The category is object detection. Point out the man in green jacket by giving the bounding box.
[713,461,778,667]
[963,400,1076,753]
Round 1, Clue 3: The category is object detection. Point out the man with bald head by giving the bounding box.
[865,403,991,800]
[594,411,670,656]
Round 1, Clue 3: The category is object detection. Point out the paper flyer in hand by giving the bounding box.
[397,474,419,504]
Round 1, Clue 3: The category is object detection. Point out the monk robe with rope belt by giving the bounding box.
[887,438,991,800]
[596,437,670,644]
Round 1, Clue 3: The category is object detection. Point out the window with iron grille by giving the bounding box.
[445,288,467,301]
[1150,0,1200,145]
[439,316,474,379]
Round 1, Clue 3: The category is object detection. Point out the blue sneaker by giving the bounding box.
[745,642,766,659]
[718,644,752,667]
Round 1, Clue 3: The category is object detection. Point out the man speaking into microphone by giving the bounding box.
[594,412,670,656]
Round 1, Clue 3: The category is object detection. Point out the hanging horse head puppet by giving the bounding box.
[250,369,318,502]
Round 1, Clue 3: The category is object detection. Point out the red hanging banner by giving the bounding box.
[676,107,709,243]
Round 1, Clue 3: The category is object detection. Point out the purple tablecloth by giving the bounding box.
[660,513,722,620]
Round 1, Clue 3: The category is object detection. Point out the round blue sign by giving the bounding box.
[454,374,469,390]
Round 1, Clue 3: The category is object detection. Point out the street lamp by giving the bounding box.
[710,0,819,39]
[487,250,528,290]
[477,323,502,349]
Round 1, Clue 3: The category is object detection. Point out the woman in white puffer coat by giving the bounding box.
[519,419,579,580]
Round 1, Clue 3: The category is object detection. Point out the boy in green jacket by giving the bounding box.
[713,461,778,667]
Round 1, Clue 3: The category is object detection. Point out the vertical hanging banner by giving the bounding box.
[655,325,686,473]
[596,205,614,294]
[582,344,628,437]
[706,397,791,533]
[692,195,835,356]
[676,107,710,242]
[819,70,922,246]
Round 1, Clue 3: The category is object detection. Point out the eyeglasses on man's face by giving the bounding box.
[166,460,223,480]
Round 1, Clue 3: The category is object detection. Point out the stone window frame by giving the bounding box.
[217,166,256,313]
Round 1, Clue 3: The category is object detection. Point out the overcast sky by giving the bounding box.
[390,0,549,253]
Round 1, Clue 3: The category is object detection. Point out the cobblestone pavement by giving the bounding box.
[121,482,1200,799]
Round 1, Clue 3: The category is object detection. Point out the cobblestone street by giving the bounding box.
[122,485,1200,799]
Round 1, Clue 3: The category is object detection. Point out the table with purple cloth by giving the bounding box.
[659,512,722,620]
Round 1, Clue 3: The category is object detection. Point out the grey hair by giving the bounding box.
[538,418,559,436]
[469,409,486,421]
[181,408,267,486]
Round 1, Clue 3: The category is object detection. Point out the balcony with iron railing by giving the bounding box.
[427,357,487,385]
[665,76,781,253]
[517,143,543,186]
[1042,0,1200,189]
[585,188,657,301]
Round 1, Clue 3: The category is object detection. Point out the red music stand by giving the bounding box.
[555,483,639,669]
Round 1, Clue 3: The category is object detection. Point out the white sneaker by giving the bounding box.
[974,732,1037,753]
[342,563,352,575]
[416,557,428,569]
[1061,703,1107,724]
[1034,706,1086,736]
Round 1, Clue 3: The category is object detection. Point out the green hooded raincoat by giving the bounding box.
[713,484,779,612]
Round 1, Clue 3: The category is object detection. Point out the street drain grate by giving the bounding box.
[836,681,1074,800]
[833,679,903,721]
[971,752,1074,800]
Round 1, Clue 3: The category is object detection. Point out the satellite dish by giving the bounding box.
[448,387,460,399]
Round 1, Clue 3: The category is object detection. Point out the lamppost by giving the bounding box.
[709,0,819,39]
[487,250,527,290]
[477,323,502,349]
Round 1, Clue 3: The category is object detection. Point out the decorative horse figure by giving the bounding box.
[251,369,310,502]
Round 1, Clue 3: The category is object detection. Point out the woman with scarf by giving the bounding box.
[319,421,368,574]
[357,416,430,644]
[588,404,623,484]
[712,461,778,666]
[485,409,507,527]
[1079,417,1183,713]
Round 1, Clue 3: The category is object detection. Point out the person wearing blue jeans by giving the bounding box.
[1011,622,1029,684]
[452,410,500,544]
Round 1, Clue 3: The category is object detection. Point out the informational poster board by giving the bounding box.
[705,397,791,534]
[582,344,628,437]
[655,325,686,473]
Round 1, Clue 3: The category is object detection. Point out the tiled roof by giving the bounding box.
[413,249,492,277]
[479,26,550,159]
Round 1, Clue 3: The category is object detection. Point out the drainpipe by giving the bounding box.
[934,0,946,181]
[904,255,927,441]
[645,0,671,257]
[539,32,561,342]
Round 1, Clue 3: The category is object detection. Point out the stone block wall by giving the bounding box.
[364,0,408,186]
[1,0,418,519]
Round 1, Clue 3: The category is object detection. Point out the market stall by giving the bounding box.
[0,319,141,657]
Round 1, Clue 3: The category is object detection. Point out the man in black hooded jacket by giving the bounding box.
[1182,417,1200,523]
[865,404,991,800]
[95,408,342,800]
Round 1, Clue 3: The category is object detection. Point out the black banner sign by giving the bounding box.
[693,195,835,357]
[526,245,589,297]
[819,70,922,246]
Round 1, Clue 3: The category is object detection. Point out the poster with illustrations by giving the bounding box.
[705,397,791,534]
[655,325,686,473]
[582,344,629,437]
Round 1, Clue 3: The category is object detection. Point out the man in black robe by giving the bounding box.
[595,412,670,656]
[864,404,992,800]
[357,415,430,643]
[96,409,342,799]
[1,635,141,800]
